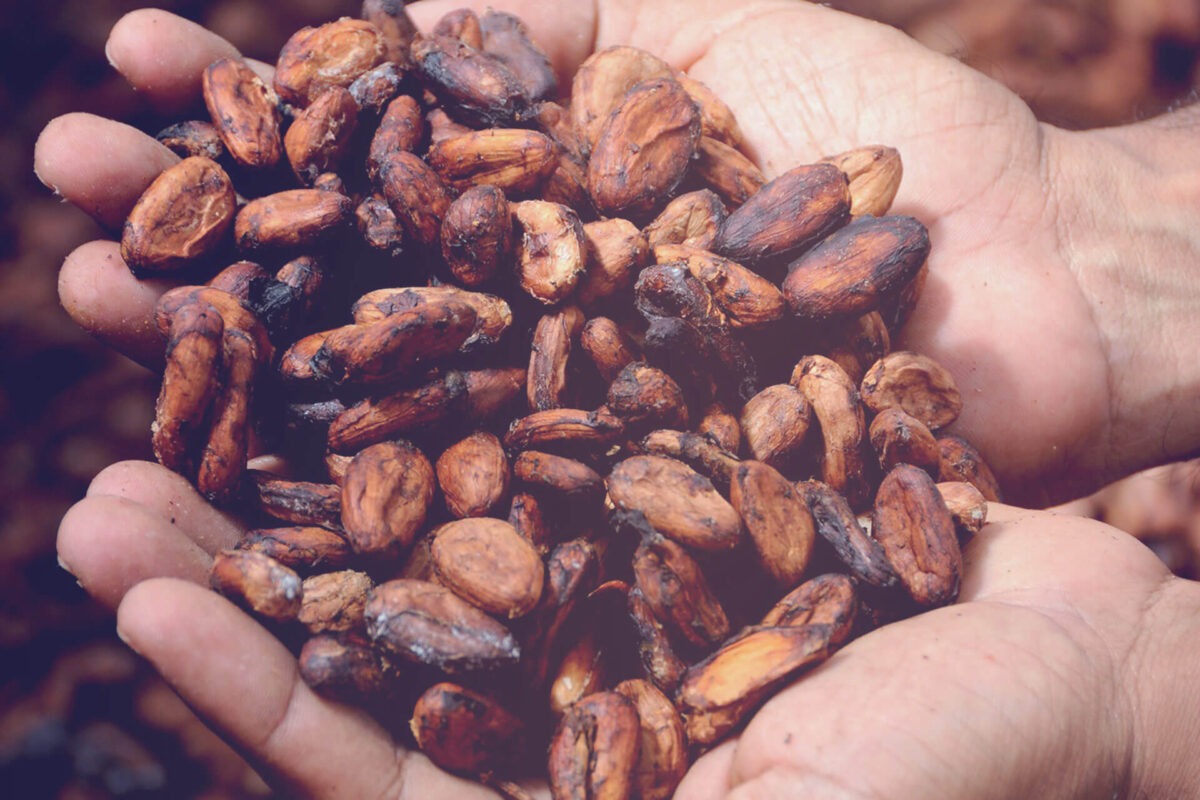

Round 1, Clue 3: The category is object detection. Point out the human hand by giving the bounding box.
[42,0,1200,797]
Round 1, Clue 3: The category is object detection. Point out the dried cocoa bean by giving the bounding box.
[547,691,640,800]
[411,682,527,775]
[730,460,816,590]
[579,317,641,383]
[529,306,586,411]
[613,679,687,800]
[861,350,963,431]
[298,569,373,633]
[820,145,903,217]
[760,573,857,646]
[365,579,520,672]
[237,526,353,573]
[210,549,302,622]
[234,189,353,250]
[428,128,559,194]
[436,431,510,518]
[632,534,730,650]
[873,464,962,607]
[284,86,359,184]
[275,18,387,107]
[341,440,435,557]
[441,185,513,287]
[514,200,587,305]
[202,57,282,169]
[608,455,741,552]
[740,384,812,469]
[869,406,941,474]
[937,434,1002,502]
[431,517,545,618]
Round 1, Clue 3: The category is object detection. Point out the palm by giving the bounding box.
[640,4,1109,505]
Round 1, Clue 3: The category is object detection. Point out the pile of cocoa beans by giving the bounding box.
[122,3,1002,797]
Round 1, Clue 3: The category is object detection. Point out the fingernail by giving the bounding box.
[115,624,143,656]
[57,553,76,577]
[104,37,119,71]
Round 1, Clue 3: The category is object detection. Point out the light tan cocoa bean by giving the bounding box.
[760,573,857,646]
[529,306,586,411]
[428,128,560,194]
[366,94,424,181]
[237,526,353,574]
[820,145,903,217]
[411,34,528,127]
[514,200,587,305]
[411,682,527,775]
[632,534,730,650]
[869,407,941,474]
[156,120,224,161]
[341,440,435,557]
[364,579,520,671]
[298,569,373,634]
[480,10,557,102]
[692,135,765,208]
[678,623,832,746]
[274,18,387,107]
[234,189,353,251]
[861,351,963,431]
[613,679,687,800]
[547,691,641,800]
[605,363,688,430]
[202,57,282,169]
[784,216,931,322]
[210,549,302,622]
[587,77,700,219]
[436,431,510,518]
[791,355,869,508]
[570,46,674,153]
[441,185,513,287]
[121,157,236,274]
[643,189,726,252]
[937,434,1002,502]
[740,384,812,468]
[431,517,545,618]
[873,464,962,607]
[378,150,453,247]
[713,162,850,266]
[799,479,898,589]
[608,455,741,552]
[513,451,603,497]
[937,481,989,540]
[730,460,816,590]
[577,218,649,307]
[284,85,359,184]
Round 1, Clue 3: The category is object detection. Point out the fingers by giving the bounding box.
[57,495,213,609]
[35,113,180,231]
[106,9,241,112]
[58,239,173,369]
[86,460,245,553]
[116,579,510,799]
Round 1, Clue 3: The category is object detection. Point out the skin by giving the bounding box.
[39,1,1200,797]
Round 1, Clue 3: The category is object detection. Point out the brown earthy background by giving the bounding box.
[3,0,1199,796]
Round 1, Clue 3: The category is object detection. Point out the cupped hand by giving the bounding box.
[61,459,1200,799]
[42,1,1200,798]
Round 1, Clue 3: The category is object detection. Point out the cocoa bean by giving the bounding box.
[298,569,373,634]
[861,350,963,431]
[547,691,640,800]
[202,58,282,169]
[411,682,527,775]
[341,440,435,557]
[441,185,513,287]
[873,464,962,607]
[275,18,387,107]
[237,526,353,573]
[436,431,511,518]
[431,517,545,618]
[210,549,302,622]
[608,455,741,552]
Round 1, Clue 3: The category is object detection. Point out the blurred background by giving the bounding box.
[2,0,1200,796]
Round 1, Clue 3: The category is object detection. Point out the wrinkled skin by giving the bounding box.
[41,1,1200,798]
